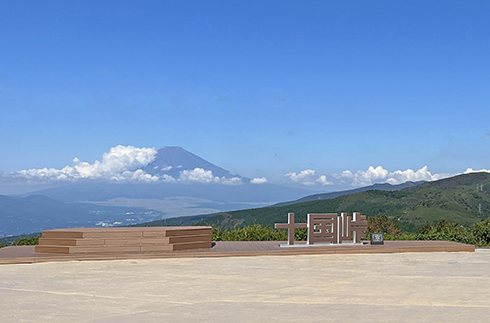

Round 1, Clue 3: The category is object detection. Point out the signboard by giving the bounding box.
[275,212,367,245]
[371,232,384,245]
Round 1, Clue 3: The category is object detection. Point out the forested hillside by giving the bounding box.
[197,172,490,231]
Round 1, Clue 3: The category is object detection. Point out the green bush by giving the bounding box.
[0,236,40,248]
[212,224,309,242]
[11,236,40,246]
[416,220,476,245]
[212,224,288,241]
[366,216,490,246]
[473,219,490,247]
[294,227,308,241]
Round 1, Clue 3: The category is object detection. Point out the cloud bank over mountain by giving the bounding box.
[12,146,159,183]
[285,165,461,187]
[336,166,452,186]
[285,170,333,186]
[465,168,490,174]
[4,145,243,185]
[250,177,267,184]
[177,168,242,185]
[2,145,489,189]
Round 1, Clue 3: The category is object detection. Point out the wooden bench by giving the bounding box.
[34,227,212,254]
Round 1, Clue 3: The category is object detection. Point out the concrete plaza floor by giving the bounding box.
[1,249,489,322]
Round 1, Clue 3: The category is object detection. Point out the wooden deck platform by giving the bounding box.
[0,240,475,265]
[35,226,213,254]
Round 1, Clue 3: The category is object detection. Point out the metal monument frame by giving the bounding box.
[275,212,368,246]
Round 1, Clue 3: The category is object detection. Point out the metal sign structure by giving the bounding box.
[275,212,368,245]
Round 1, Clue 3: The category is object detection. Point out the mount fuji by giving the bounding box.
[12,147,315,231]
[141,146,243,180]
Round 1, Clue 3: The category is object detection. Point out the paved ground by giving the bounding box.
[1,249,489,322]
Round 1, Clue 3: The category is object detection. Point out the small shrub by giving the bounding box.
[11,236,40,246]
[212,224,289,241]
[294,227,307,241]
[473,219,490,247]
[395,232,417,240]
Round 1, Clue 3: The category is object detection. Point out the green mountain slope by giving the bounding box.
[199,172,490,231]
[273,180,424,207]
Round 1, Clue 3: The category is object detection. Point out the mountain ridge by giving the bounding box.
[273,181,425,207]
[191,172,490,231]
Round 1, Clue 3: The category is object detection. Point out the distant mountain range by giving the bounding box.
[9,146,484,237]
[273,181,425,207]
[2,178,426,236]
[175,172,490,232]
[2,146,316,235]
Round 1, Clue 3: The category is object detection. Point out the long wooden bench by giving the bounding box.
[34,227,212,254]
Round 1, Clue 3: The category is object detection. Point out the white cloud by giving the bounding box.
[160,174,177,182]
[221,177,243,185]
[337,166,389,186]
[118,169,159,183]
[385,166,450,185]
[250,177,267,184]
[285,169,317,186]
[13,145,158,183]
[179,168,242,185]
[336,165,455,186]
[315,175,333,186]
[464,168,490,174]
[285,169,334,186]
[284,165,459,188]
[179,168,215,183]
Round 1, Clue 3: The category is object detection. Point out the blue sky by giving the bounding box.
[1,0,489,193]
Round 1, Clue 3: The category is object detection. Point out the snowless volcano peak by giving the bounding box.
[141,146,242,180]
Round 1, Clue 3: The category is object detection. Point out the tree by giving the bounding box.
[367,215,402,237]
